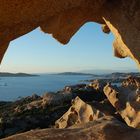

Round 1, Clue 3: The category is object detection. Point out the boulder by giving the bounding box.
[55,97,104,128]
[63,82,106,102]
[88,79,107,93]
[64,84,86,93]
[3,116,140,140]
[122,76,140,89]
[0,93,72,138]
[104,83,140,128]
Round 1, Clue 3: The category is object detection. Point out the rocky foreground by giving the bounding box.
[1,75,140,139]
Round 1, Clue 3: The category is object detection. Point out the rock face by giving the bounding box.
[122,76,140,89]
[0,83,107,139]
[63,83,106,102]
[55,97,104,128]
[104,83,140,128]
[64,84,86,93]
[0,93,71,138]
[0,82,108,138]
[2,75,140,139]
[0,0,140,67]
[89,79,106,93]
[3,116,140,140]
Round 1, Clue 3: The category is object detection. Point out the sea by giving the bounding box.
[0,74,95,101]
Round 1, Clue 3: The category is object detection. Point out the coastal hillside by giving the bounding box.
[0,73,38,77]
[56,72,96,76]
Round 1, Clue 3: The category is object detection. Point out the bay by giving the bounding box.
[0,74,94,101]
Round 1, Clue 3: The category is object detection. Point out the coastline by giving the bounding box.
[0,73,140,138]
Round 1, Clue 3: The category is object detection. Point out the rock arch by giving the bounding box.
[0,0,139,68]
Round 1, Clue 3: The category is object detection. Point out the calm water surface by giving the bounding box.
[0,74,94,101]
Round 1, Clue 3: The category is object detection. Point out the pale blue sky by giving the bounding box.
[0,22,137,73]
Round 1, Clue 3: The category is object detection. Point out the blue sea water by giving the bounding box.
[0,74,94,101]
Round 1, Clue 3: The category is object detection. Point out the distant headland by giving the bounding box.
[0,72,39,77]
[56,72,97,76]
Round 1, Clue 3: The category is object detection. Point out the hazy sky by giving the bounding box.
[0,22,137,73]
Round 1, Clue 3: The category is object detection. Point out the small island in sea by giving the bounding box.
[0,72,39,77]
[56,72,98,76]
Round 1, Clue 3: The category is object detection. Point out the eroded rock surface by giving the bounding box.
[104,83,140,128]
[63,83,106,102]
[0,0,140,67]
[0,83,108,138]
[55,97,104,128]
[122,75,140,89]
[1,75,140,139]
[89,79,106,93]
[0,93,71,138]
[4,116,140,140]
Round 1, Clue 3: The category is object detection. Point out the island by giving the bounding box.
[56,72,98,76]
[0,72,39,77]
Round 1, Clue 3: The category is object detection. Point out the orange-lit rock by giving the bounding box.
[4,116,140,140]
[55,97,104,128]
[104,83,140,128]
[0,0,140,67]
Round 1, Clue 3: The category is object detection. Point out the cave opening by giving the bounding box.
[0,22,138,101]
[0,22,137,74]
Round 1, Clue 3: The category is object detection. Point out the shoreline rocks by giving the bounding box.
[1,75,140,139]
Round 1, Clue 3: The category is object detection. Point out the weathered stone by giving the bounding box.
[122,76,140,89]
[102,24,110,34]
[3,116,140,140]
[63,83,106,102]
[88,79,106,93]
[0,93,71,138]
[0,0,140,67]
[64,84,86,93]
[55,97,104,128]
[104,83,140,128]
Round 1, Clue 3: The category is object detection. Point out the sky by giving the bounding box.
[0,22,138,73]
